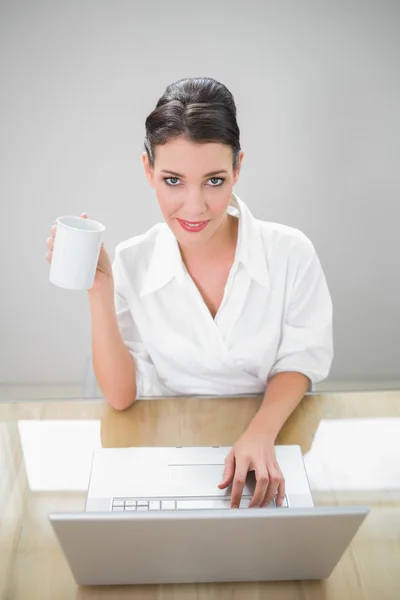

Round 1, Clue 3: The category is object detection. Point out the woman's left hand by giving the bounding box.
[218,425,285,508]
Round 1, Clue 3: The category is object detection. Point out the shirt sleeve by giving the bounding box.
[268,240,334,391]
[112,251,173,398]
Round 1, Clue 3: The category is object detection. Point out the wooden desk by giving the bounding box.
[0,391,399,599]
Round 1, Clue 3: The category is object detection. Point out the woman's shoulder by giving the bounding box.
[114,222,167,265]
[256,217,315,255]
[253,218,320,278]
[112,223,170,291]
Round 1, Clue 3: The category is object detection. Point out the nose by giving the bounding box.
[182,189,208,218]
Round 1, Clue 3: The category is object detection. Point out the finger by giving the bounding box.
[51,224,57,238]
[81,213,88,219]
[263,467,281,506]
[249,464,269,508]
[218,452,235,489]
[46,250,52,264]
[276,471,286,507]
[46,237,54,251]
[230,460,249,508]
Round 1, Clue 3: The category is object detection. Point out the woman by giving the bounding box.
[46,77,333,509]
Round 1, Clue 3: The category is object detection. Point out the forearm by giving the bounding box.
[248,371,310,440]
[88,286,137,410]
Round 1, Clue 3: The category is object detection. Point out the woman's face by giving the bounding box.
[142,137,244,247]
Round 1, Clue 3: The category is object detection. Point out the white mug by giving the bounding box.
[49,216,106,290]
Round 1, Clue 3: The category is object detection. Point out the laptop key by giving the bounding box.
[278,495,289,508]
[177,499,231,510]
[112,500,125,507]
[112,507,124,512]
[176,498,252,510]
[149,501,161,511]
[137,501,149,508]
[161,500,176,510]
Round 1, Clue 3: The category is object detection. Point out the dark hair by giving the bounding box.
[144,77,241,171]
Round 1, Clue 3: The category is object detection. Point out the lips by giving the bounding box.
[177,218,210,233]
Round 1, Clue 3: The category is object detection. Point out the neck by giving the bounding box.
[179,213,238,265]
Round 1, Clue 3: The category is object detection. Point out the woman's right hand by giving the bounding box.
[46,213,113,293]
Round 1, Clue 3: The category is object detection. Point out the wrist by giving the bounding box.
[246,413,278,443]
[87,281,114,305]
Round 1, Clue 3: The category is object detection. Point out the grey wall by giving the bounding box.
[1,0,399,388]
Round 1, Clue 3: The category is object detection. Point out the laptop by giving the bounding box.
[49,445,369,585]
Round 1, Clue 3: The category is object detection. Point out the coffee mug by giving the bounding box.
[49,216,106,290]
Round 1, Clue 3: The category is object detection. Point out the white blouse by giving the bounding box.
[112,193,333,397]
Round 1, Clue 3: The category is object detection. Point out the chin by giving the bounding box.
[176,231,211,247]
[172,225,214,247]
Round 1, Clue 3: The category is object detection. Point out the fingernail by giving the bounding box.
[252,504,259,508]
[232,504,239,509]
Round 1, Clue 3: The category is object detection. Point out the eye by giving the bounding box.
[208,177,225,186]
[164,177,181,186]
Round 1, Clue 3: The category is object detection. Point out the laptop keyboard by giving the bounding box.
[111,495,289,511]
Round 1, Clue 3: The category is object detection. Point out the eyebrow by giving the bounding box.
[160,169,228,178]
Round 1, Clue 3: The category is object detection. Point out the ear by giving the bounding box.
[142,151,155,188]
[232,151,244,186]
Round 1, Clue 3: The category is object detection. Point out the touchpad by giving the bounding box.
[169,464,256,497]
